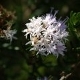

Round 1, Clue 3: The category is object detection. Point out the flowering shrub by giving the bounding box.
[0,2,80,80]
[0,5,17,42]
[23,11,68,56]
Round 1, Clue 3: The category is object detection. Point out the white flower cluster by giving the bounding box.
[23,11,68,56]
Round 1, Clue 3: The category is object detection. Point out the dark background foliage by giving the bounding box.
[0,0,80,80]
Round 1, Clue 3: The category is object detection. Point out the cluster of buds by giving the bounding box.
[23,10,68,56]
[0,5,17,41]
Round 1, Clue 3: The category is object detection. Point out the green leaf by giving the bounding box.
[67,11,80,48]
[37,66,46,76]
[42,55,57,66]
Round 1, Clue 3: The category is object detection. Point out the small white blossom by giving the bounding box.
[23,10,68,56]
[3,29,17,42]
[37,76,48,80]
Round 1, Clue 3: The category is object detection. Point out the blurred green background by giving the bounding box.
[0,0,80,80]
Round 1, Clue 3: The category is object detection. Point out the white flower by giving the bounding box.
[3,29,17,42]
[23,10,68,56]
